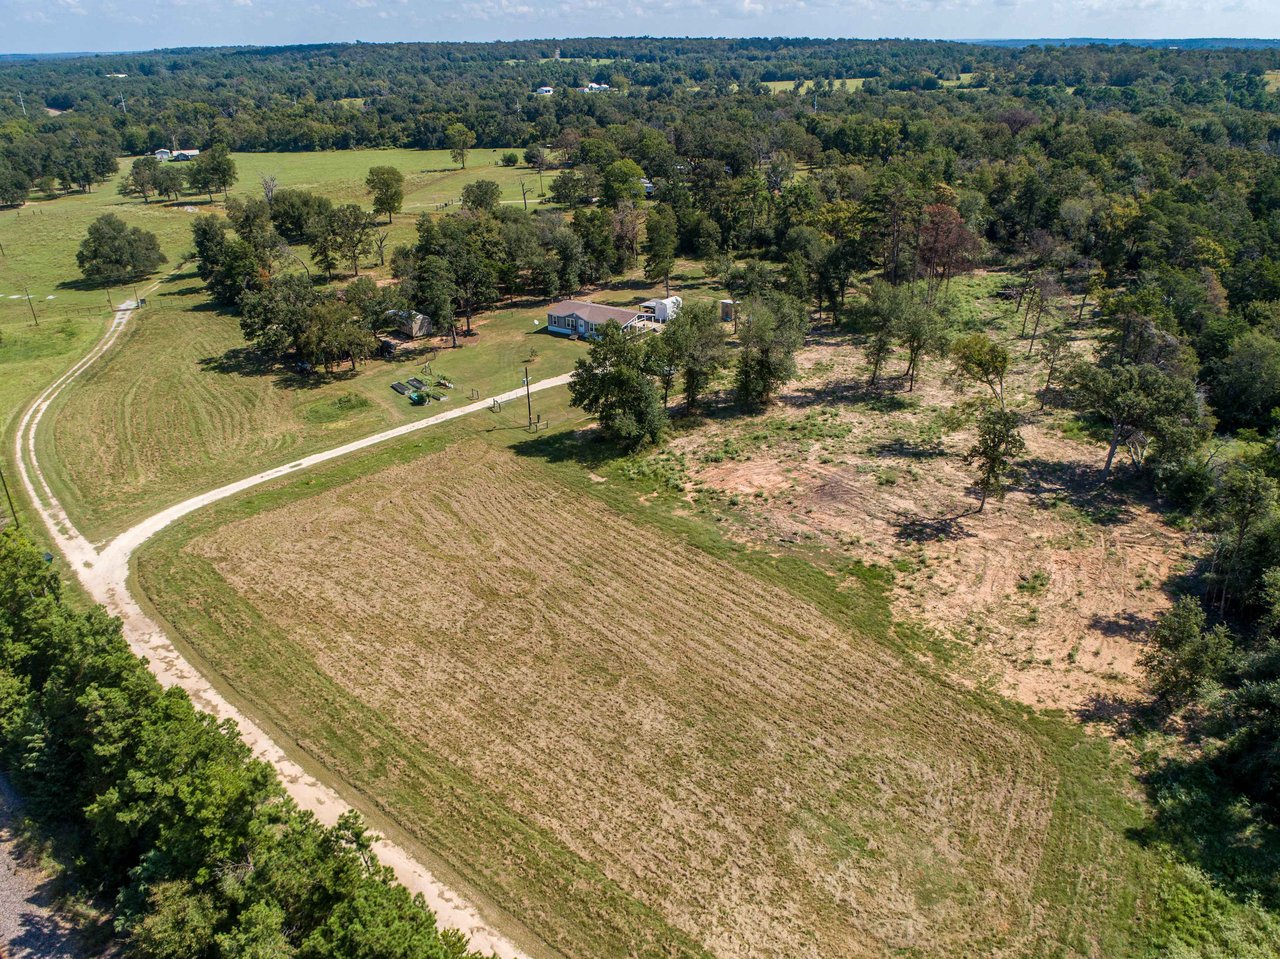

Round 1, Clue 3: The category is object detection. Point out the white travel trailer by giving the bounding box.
[639,296,682,323]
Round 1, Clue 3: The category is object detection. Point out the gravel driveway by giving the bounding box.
[0,776,85,959]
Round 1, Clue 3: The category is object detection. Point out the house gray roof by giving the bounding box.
[547,300,641,325]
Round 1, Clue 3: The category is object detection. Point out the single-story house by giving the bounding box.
[385,309,431,339]
[581,82,611,93]
[154,149,172,161]
[170,149,200,162]
[546,300,644,339]
[536,86,555,96]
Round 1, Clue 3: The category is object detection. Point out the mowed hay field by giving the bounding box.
[3,146,545,529]
[40,270,584,543]
[6,147,578,541]
[134,425,1251,959]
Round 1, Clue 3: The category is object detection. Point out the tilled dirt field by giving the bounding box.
[184,441,1066,959]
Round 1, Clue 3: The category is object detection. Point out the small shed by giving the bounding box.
[154,148,172,161]
[386,309,431,339]
[719,299,739,323]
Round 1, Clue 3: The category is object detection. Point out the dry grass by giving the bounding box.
[173,440,1065,958]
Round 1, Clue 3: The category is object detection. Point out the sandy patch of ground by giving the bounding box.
[677,342,1189,714]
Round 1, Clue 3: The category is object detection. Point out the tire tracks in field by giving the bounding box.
[14,299,569,959]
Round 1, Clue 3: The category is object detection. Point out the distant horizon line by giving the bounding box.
[3,35,1280,58]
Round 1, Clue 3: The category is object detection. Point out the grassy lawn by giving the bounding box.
[228,148,550,255]
[133,400,1280,959]
[1,146,564,539]
[40,233,723,541]
[762,77,867,92]
[1,170,197,539]
[37,270,587,543]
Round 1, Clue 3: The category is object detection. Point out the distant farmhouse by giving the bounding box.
[154,148,200,162]
[579,82,610,93]
[535,85,554,96]
[546,296,681,339]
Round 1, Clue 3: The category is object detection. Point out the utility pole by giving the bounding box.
[524,365,533,429]
[0,464,19,529]
[21,284,38,326]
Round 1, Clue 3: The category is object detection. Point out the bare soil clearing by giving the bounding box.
[675,339,1188,715]
[173,440,1091,958]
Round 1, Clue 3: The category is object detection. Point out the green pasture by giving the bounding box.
[1,146,551,535]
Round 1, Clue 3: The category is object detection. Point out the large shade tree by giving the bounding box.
[76,213,166,285]
[569,321,666,447]
[365,165,405,223]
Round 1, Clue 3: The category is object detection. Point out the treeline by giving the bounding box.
[2,38,1279,166]
[0,529,483,958]
[0,122,117,204]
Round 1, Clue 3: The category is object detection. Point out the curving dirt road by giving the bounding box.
[14,299,573,959]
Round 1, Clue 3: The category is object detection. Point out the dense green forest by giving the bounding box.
[2,37,1280,167]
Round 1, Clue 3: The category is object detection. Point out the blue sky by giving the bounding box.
[2,0,1278,55]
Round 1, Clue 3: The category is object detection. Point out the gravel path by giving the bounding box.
[13,297,570,959]
[0,776,84,959]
